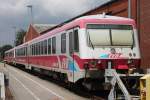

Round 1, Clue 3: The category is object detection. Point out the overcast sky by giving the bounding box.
[0,0,110,46]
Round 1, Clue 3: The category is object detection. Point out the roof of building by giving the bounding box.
[32,24,56,34]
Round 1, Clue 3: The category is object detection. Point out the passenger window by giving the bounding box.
[35,43,38,55]
[48,38,51,54]
[52,37,56,54]
[41,41,44,55]
[33,44,36,55]
[44,40,47,55]
[38,42,40,55]
[32,45,34,55]
[74,29,79,52]
[25,47,27,56]
[61,33,66,53]
[69,32,73,54]
[30,45,32,55]
[69,29,79,54]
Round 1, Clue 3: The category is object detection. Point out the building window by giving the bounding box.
[52,37,56,54]
[48,38,51,54]
[61,33,66,53]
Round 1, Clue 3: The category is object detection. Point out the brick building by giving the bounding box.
[24,24,56,42]
[74,0,149,68]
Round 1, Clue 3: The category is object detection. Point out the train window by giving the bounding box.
[32,44,34,55]
[69,32,73,54]
[48,38,51,54]
[38,42,40,55]
[21,49,22,56]
[32,44,34,56]
[87,24,133,30]
[111,30,133,46]
[30,45,32,55]
[23,47,26,56]
[74,29,79,52]
[25,47,27,56]
[33,44,35,55]
[23,48,24,56]
[52,37,56,54]
[41,41,44,55]
[22,48,23,56]
[23,48,25,56]
[87,29,110,46]
[44,40,47,55]
[61,33,66,53]
[87,24,133,46]
[69,29,79,54]
[34,44,36,55]
[40,42,42,55]
[36,43,38,55]
[35,44,37,55]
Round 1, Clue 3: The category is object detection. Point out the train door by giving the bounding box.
[66,27,79,82]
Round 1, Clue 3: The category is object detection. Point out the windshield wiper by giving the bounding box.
[87,31,95,50]
[131,34,134,49]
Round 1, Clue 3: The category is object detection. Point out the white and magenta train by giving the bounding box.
[5,14,140,90]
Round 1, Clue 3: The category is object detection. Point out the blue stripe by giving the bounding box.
[68,60,77,72]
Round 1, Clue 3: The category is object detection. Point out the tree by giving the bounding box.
[0,44,13,60]
[15,29,26,46]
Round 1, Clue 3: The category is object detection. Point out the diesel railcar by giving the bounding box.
[5,14,140,90]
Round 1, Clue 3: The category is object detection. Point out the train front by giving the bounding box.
[79,16,140,71]
[76,15,141,91]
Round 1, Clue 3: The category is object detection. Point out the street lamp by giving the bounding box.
[12,26,17,46]
[27,5,34,24]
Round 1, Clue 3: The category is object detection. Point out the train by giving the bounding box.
[4,14,140,91]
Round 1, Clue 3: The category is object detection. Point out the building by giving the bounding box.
[77,0,149,68]
[24,24,56,42]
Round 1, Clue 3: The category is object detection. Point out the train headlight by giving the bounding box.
[129,53,132,57]
[133,53,136,57]
[97,60,101,64]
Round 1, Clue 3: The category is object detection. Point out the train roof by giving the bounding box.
[15,42,28,49]
[30,14,135,42]
[13,14,136,49]
[77,14,134,20]
[5,48,15,53]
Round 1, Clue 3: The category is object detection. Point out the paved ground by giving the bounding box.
[0,63,88,100]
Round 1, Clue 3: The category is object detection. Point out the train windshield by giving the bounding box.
[87,24,134,46]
